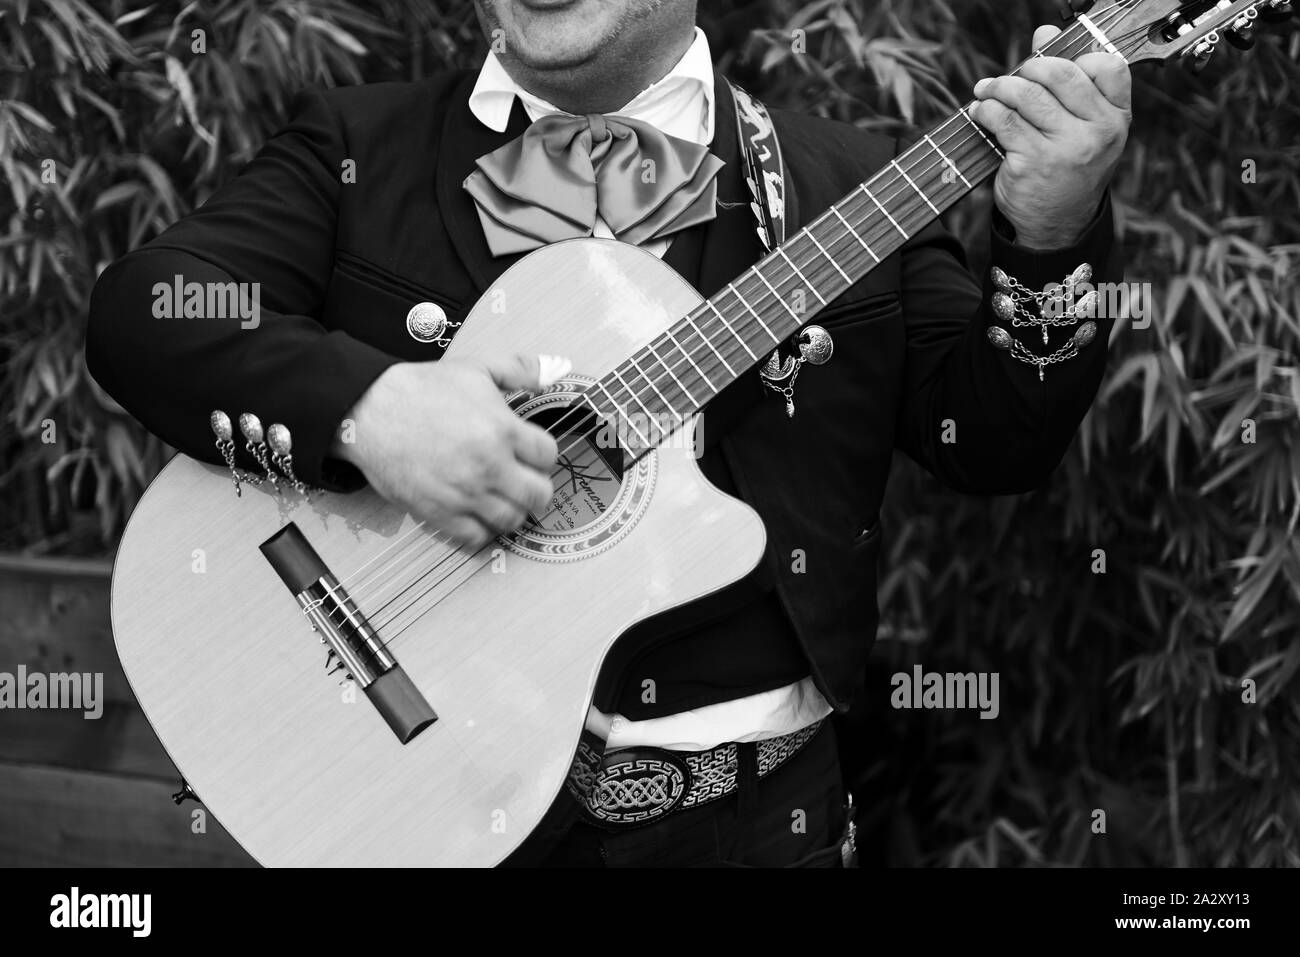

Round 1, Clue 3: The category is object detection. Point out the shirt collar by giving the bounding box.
[468,25,715,144]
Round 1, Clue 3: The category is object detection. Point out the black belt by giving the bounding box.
[566,719,825,829]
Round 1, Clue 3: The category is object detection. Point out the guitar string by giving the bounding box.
[351,2,1155,634]
[340,2,1148,628]
[361,1,1154,642]
[356,1,1151,635]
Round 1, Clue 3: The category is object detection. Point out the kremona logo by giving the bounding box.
[49,887,151,937]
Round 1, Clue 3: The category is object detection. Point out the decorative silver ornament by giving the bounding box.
[1073,321,1098,349]
[761,350,796,382]
[1074,290,1098,318]
[797,325,834,365]
[992,292,1017,321]
[406,302,447,343]
[210,410,233,441]
[267,423,292,457]
[238,412,277,490]
[238,413,264,444]
[210,410,243,496]
[267,423,309,496]
[991,267,1013,291]
[1069,263,1093,287]
[987,326,1013,351]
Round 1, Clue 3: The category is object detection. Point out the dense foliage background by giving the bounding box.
[1,0,1297,866]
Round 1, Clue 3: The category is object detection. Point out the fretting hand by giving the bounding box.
[971,24,1132,250]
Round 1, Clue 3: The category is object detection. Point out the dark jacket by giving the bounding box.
[86,72,1119,710]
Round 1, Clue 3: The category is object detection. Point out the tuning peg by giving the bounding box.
[1182,32,1219,73]
[1260,1,1294,23]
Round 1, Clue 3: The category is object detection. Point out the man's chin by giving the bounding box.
[501,34,604,72]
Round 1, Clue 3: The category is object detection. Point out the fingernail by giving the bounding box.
[974,78,991,96]
[538,354,573,388]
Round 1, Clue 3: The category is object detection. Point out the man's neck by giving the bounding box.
[499,24,696,115]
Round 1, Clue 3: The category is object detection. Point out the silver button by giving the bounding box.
[987,327,1013,351]
[797,325,834,365]
[405,302,448,343]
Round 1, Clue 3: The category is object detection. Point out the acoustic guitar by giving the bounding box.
[109,0,1286,865]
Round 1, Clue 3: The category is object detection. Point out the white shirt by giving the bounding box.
[468,28,832,751]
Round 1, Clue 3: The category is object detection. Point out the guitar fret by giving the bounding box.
[628,355,684,425]
[959,105,1005,159]
[777,248,826,305]
[684,312,736,376]
[861,184,907,238]
[830,206,880,262]
[706,300,758,360]
[665,328,717,394]
[729,281,781,339]
[892,159,939,215]
[646,341,700,406]
[803,226,850,284]
[750,272,798,326]
[609,370,656,425]
[593,382,651,448]
[923,132,972,189]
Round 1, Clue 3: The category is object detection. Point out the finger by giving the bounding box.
[1016,57,1110,121]
[470,491,530,536]
[489,462,554,517]
[1075,51,1133,112]
[481,353,573,394]
[1031,24,1062,51]
[968,96,1049,151]
[974,75,1070,133]
[510,419,560,470]
[481,353,540,393]
[443,515,496,549]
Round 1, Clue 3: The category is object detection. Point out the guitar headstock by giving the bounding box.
[1065,0,1293,67]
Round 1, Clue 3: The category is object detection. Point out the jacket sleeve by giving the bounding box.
[892,193,1120,494]
[85,88,399,490]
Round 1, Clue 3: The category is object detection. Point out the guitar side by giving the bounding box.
[109,239,767,866]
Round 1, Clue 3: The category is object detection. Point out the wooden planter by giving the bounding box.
[0,554,254,867]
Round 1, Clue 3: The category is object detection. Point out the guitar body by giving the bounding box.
[110,239,766,867]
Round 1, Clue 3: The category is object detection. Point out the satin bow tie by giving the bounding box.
[463,112,724,257]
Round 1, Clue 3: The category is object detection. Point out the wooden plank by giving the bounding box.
[0,554,113,580]
[0,702,176,779]
[0,574,135,704]
[0,762,256,867]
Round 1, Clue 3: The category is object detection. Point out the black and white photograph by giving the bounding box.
[1,0,1297,933]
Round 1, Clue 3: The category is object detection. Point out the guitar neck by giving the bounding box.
[581,17,1112,456]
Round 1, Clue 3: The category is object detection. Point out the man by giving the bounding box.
[86,0,1131,866]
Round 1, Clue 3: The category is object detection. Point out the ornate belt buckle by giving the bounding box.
[583,747,693,828]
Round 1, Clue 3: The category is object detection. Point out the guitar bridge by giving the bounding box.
[260,523,437,743]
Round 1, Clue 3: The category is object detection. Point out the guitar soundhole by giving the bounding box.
[506,380,656,561]
[526,405,625,534]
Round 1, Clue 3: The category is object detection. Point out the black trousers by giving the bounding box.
[537,721,852,867]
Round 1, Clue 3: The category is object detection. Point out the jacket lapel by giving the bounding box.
[436,73,534,294]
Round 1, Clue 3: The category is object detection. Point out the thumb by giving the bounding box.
[482,353,572,393]
[1032,23,1062,51]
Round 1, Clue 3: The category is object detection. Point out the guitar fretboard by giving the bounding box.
[579,14,1124,456]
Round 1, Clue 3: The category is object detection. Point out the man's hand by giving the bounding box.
[971,24,1132,250]
[333,356,561,548]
